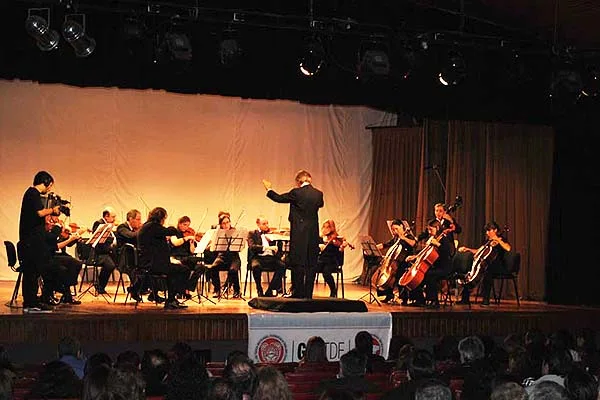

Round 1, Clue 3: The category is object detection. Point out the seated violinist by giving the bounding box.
[406,219,453,309]
[42,215,83,305]
[316,219,350,298]
[247,216,286,297]
[374,219,416,304]
[169,216,205,299]
[456,221,511,306]
[89,207,118,295]
[205,212,242,299]
[137,207,188,309]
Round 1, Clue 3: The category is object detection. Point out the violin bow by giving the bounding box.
[232,209,246,228]
[197,208,208,232]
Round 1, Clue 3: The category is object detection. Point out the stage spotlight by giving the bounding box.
[219,38,242,66]
[299,40,325,76]
[62,17,96,57]
[438,49,466,86]
[25,12,59,52]
[581,64,600,97]
[165,32,193,61]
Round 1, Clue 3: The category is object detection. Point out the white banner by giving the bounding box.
[248,312,392,364]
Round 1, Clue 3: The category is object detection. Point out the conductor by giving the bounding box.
[262,170,324,299]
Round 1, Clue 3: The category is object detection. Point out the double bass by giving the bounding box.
[399,197,463,290]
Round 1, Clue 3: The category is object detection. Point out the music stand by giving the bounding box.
[358,235,382,306]
[78,223,113,302]
[175,256,216,306]
[213,228,247,301]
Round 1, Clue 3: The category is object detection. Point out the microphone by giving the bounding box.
[424,164,439,170]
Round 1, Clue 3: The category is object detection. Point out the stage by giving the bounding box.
[2,280,599,349]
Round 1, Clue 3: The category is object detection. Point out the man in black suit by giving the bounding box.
[262,170,324,299]
[247,216,286,297]
[89,207,118,294]
[115,209,142,249]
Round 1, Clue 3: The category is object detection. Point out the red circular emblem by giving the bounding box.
[256,336,286,364]
[372,334,384,356]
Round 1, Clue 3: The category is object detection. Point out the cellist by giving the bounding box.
[456,221,511,306]
[375,219,416,304]
[406,219,453,308]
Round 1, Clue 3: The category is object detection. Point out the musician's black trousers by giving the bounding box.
[250,255,285,295]
[96,254,116,290]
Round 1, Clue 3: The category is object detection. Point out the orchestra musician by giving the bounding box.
[317,219,351,298]
[418,203,462,256]
[137,207,188,309]
[375,219,416,304]
[115,209,146,301]
[205,212,242,299]
[169,216,205,299]
[42,215,83,305]
[89,207,118,294]
[115,209,142,249]
[262,170,324,299]
[247,216,286,297]
[456,221,512,306]
[407,219,453,308]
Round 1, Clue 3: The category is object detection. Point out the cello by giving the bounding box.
[457,225,509,286]
[399,197,462,290]
[371,220,414,292]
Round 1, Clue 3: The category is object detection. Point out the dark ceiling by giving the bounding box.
[1,0,599,122]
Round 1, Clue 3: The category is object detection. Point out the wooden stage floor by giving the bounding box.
[1,280,599,346]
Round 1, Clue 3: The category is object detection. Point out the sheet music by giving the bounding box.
[213,227,248,252]
[195,228,216,254]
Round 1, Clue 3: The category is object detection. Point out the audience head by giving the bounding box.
[458,335,485,364]
[415,378,452,400]
[0,368,15,400]
[318,388,364,400]
[565,365,599,400]
[253,365,292,400]
[169,341,193,362]
[395,343,415,371]
[115,350,140,371]
[354,331,374,356]
[84,352,113,376]
[83,364,145,400]
[339,349,367,378]
[165,353,210,400]
[31,360,82,399]
[490,382,527,400]
[303,336,328,363]
[141,349,170,396]
[528,380,571,400]
[408,349,436,381]
[433,335,459,363]
[503,333,524,355]
[58,336,82,359]
[207,377,242,400]
[223,353,258,398]
[542,348,573,376]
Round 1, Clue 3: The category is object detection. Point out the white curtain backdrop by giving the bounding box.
[0,80,395,282]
